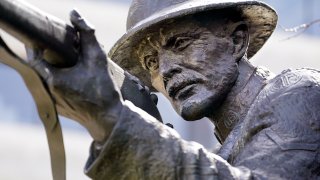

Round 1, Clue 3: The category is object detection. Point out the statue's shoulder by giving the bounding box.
[263,68,320,141]
[255,68,320,106]
[267,68,320,92]
[287,68,320,80]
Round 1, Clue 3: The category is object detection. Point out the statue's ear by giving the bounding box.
[231,22,249,61]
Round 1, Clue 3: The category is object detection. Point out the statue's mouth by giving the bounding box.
[167,78,204,99]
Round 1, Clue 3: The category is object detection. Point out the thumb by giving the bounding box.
[26,47,56,81]
[70,9,100,54]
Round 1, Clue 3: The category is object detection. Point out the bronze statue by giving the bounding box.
[3,0,320,179]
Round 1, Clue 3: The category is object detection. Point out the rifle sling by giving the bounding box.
[0,37,66,180]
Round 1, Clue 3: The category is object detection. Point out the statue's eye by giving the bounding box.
[144,55,159,71]
[174,37,192,51]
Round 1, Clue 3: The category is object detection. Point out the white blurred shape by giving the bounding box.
[0,122,92,180]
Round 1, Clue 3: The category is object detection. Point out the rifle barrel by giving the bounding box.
[0,0,79,67]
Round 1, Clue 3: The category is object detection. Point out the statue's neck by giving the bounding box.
[209,58,273,143]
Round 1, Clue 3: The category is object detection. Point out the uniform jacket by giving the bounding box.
[85,68,320,179]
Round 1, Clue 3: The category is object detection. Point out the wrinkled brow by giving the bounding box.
[137,25,203,56]
[159,26,203,47]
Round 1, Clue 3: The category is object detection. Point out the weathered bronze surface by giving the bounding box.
[2,0,320,179]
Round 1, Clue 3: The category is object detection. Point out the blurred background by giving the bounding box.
[0,0,319,179]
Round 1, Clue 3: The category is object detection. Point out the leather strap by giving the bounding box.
[0,37,66,180]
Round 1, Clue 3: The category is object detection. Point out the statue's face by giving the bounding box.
[138,17,242,120]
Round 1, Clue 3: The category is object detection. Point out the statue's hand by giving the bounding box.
[27,10,123,143]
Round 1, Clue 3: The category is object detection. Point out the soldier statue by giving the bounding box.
[27,0,320,179]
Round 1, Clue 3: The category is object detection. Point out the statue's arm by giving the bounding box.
[84,100,252,179]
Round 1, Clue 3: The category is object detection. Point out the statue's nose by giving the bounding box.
[159,53,182,88]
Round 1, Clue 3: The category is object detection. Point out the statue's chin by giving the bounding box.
[178,93,219,121]
[177,84,233,120]
[180,104,206,121]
